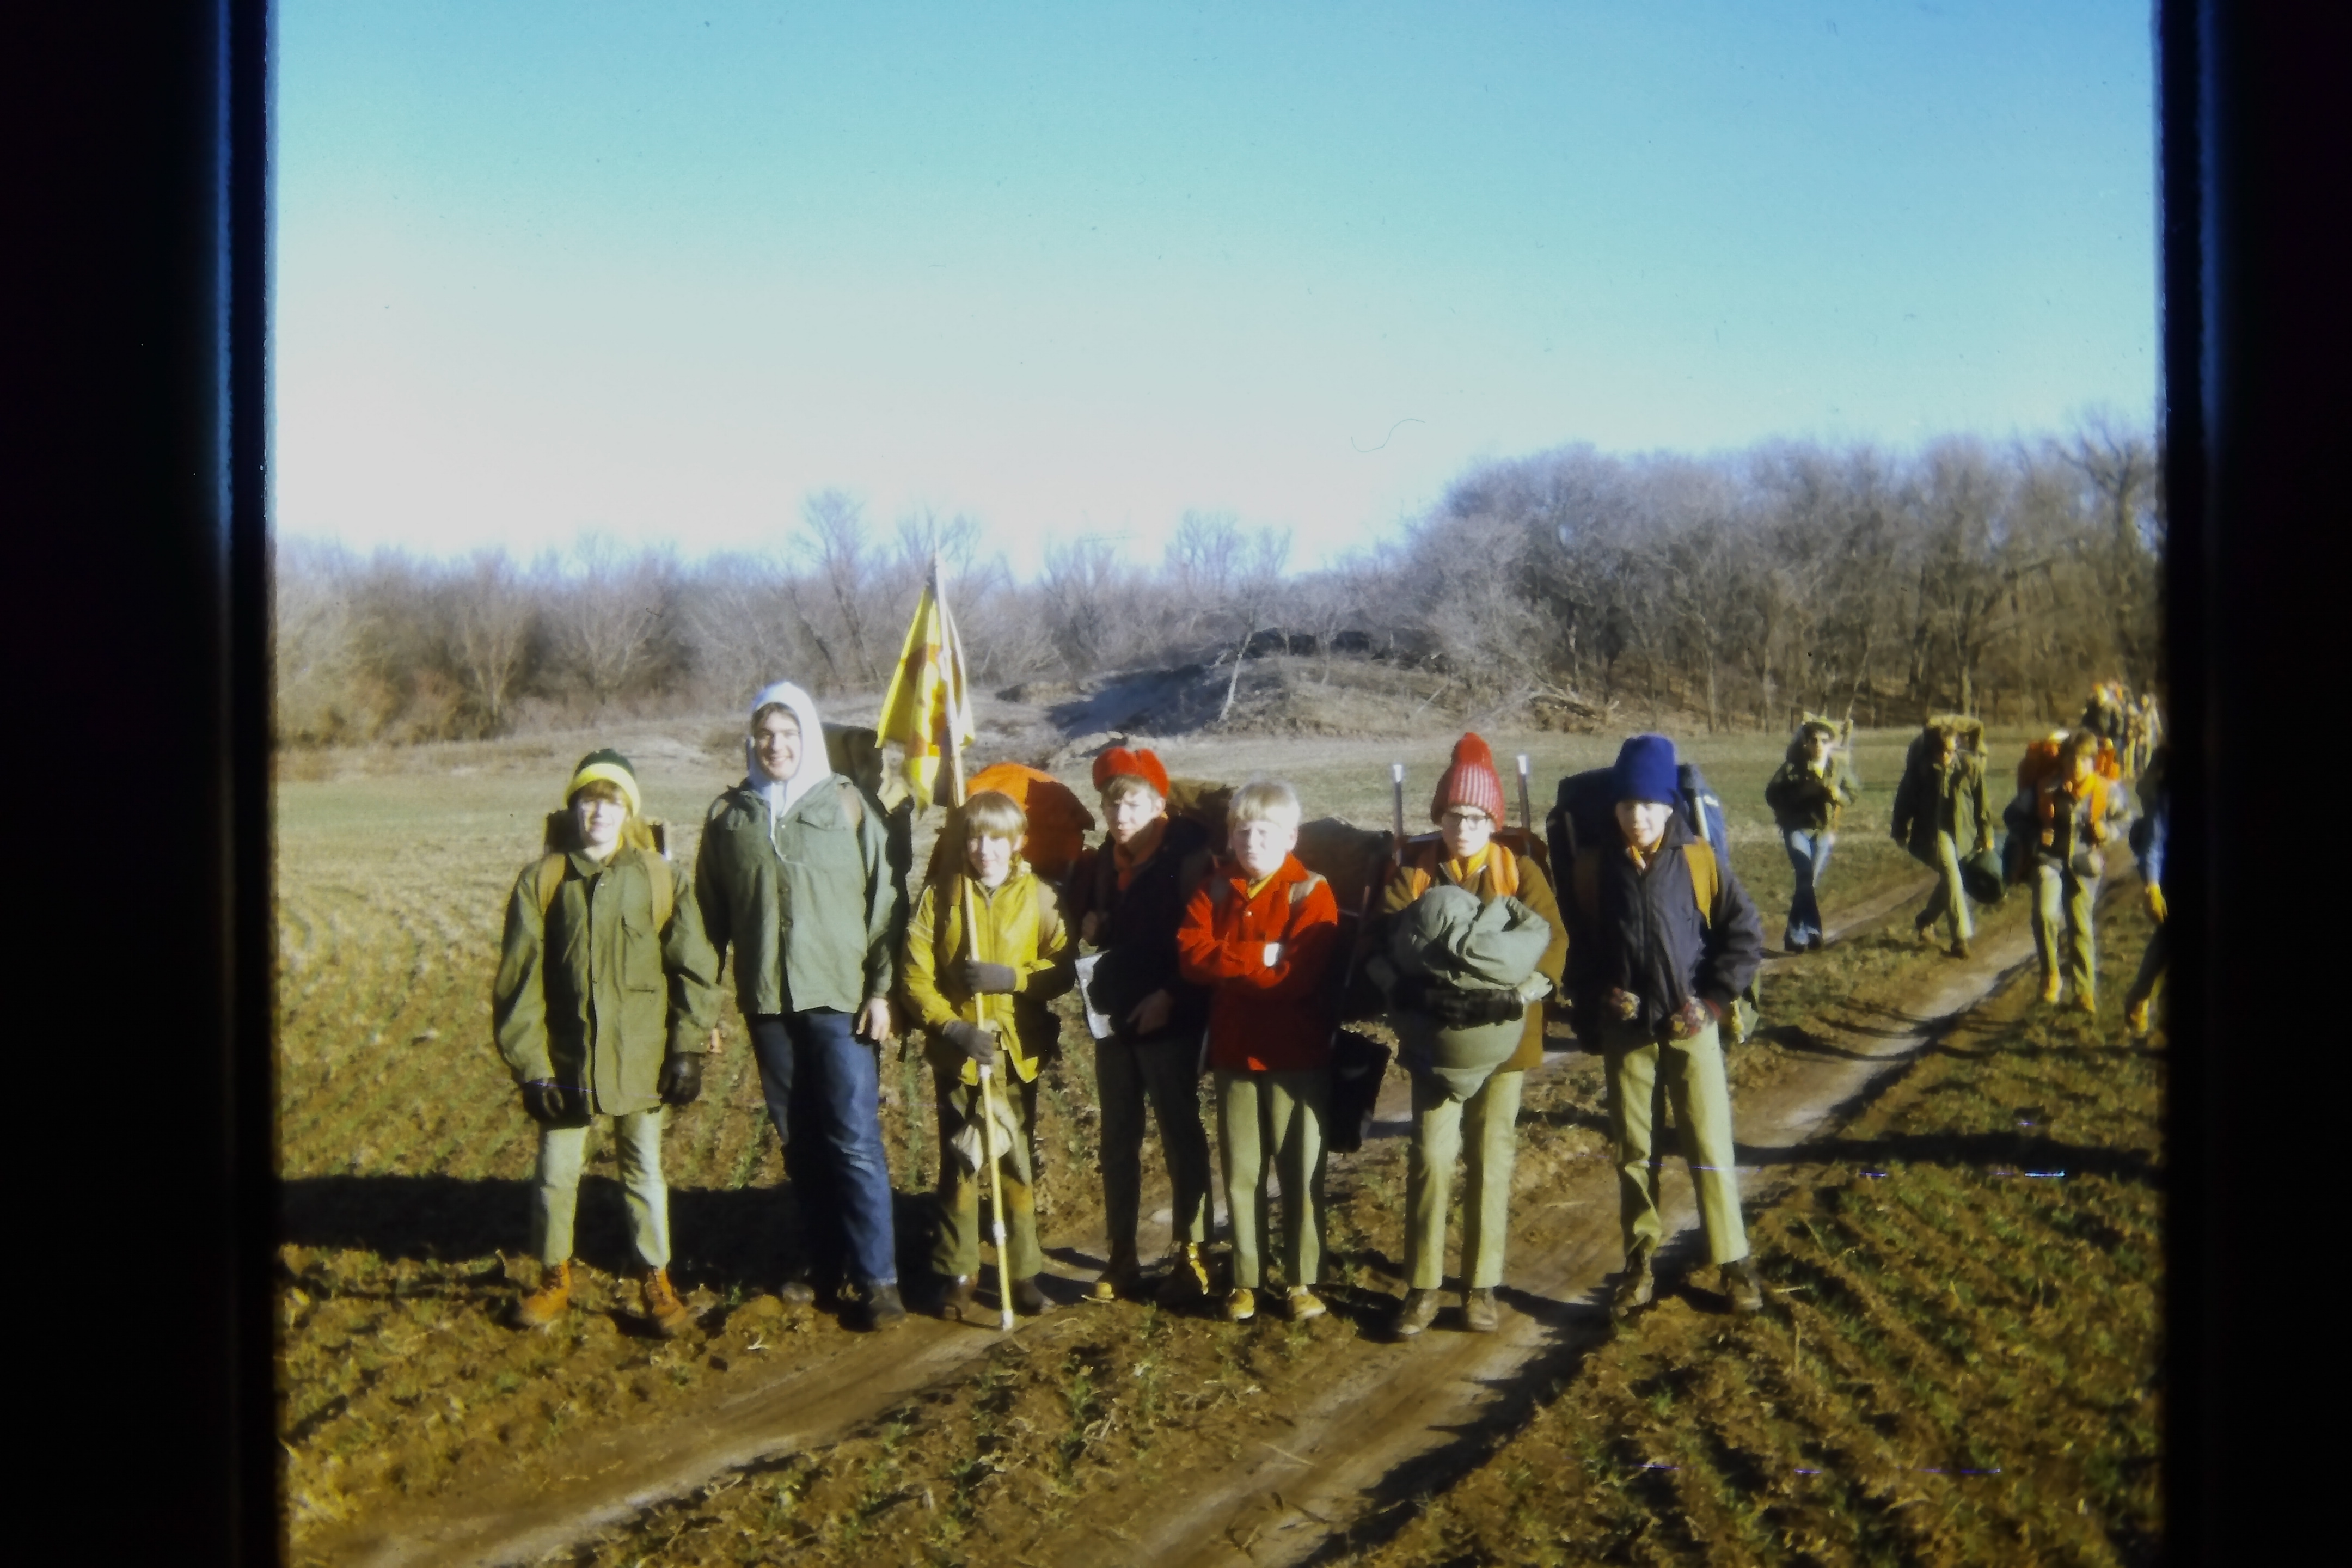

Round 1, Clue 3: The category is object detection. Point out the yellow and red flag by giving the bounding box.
[875,573,976,811]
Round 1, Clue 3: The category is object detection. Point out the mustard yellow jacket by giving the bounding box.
[901,867,1075,1085]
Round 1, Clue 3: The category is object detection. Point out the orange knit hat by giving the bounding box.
[1092,746,1170,798]
[1430,733,1506,823]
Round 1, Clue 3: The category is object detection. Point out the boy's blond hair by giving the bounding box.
[959,789,1028,842]
[1228,778,1302,826]
[1100,773,1163,810]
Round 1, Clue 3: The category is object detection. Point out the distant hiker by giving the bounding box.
[1064,746,1218,1305]
[695,682,909,1331]
[1372,734,1569,1337]
[493,750,720,1337]
[900,789,1075,1322]
[1562,733,1768,1320]
[2029,728,2118,1012]
[1176,779,1343,1324]
[2124,744,2170,1036]
[1890,715,1994,959]
[1762,716,1860,952]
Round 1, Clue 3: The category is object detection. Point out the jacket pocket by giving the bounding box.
[620,905,665,994]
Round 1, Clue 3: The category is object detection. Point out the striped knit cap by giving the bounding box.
[1429,733,1506,823]
[565,749,641,817]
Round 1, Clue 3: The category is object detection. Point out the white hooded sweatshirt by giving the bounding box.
[746,681,833,820]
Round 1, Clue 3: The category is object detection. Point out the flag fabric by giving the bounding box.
[875,575,977,811]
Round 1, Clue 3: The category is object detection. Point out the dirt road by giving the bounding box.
[317,873,2034,1568]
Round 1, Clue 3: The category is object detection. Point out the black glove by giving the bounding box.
[658,1054,704,1106]
[960,959,1019,995]
[942,1019,998,1066]
[1428,984,1526,1027]
[1392,973,1436,1013]
[519,1080,573,1125]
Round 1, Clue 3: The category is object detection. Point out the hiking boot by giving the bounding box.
[1391,1288,1442,1338]
[509,1259,572,1329]
[1223,1287,1257,1322]
[2126,995,2153,1036]
[1088,1248,1142,1303]
[1722,1258,1765,1316]
[1610,1246,1656,1320]
[1010,1275,1049,1317]
[641,1269,694,1338]
[1155,1243,1212,1306]
[1285,1285,1327,1322]
[934,1274,977,1322]
[2041,971,2063,1005]
[1949,938,1971,960]
[777,1276,817,1309]
[859,1283,909,1332]
[1461,1288,1500,1333]
[1914,917,1938,946]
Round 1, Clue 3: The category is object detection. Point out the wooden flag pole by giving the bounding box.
[932,557,1016,1333]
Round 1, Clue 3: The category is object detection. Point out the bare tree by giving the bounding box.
[443,548,540,734]
[550,533,676,714]
[798,489,883,687]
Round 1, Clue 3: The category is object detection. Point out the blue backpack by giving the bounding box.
[1547,760,1760,1041]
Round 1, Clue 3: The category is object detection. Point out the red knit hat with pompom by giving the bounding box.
[1092,746,1170,798]
[1430,733,1506,823]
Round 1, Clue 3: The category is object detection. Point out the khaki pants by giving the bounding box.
[531,1111,670,1270]
[1214,1068,1330,1290]
[2033,859,2099,1000]
[1598,1020,1748,1266]
[1917,830,1973,942]
[1405,1068,1523,1290]
[931,1071,1042,1282]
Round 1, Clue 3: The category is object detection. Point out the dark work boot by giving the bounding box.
[933,1274,977,1322]
[859,1283,909,1332]
[1010,1275,1049,1317]
[1722,1258,1765,1315]
[1611,1244,1656,1320]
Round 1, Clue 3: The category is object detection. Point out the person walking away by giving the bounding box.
[695,682,909,1330]
[1176,779,1342,1324]
[494,750,720,1336]
[1890,716,1993,959]
[900,789,1076,1320]
[2123,743,2170,1036]
[1564,734,1768,1320]
[1373,734,1567,1337]
[1763,717,1860,952]
[2031,728,2117,1012]
[1064,747,1218,1304]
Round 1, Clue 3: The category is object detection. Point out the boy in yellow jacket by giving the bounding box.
[901,790,1076,1321]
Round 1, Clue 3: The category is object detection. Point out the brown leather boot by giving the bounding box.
[1010,1275,1049,1316]
[934,1274,977,1321]
[641,1269,694,1338]
[509,1259,572,1328]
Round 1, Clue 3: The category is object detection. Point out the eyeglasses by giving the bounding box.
[1440,810,1493,826]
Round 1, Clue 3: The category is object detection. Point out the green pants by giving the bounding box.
[1214,1068,1330,1290]
[1918,830,1973,942]
[1598,1020,1749,1266]
[931,1070,1042,1282]
[531,1110,670,1270]
[1095,1033,1212,1255]
[1405,1068,1523,1290]
[2033,859,2099,1000]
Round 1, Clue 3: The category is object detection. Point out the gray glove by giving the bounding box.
[960,959,1019,995]
[942,1020,998,1067]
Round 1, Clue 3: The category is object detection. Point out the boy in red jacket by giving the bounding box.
[1176,779,1341,1323]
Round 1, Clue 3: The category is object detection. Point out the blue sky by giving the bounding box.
[278,2,2158,574]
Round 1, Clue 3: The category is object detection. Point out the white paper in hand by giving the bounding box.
[1263,942,1284,969]
[1074,953,1117,1041]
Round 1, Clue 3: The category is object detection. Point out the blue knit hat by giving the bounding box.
[1613,733,1680,806]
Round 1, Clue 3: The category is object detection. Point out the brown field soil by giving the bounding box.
[274,719,2114,1564]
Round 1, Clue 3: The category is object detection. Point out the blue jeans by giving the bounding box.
[1782,829,1835,947]
[747,1011,899,1289]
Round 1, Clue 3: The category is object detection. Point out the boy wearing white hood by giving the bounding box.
[696,682,909,1330]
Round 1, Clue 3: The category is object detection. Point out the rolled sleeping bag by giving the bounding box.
[1382,884,1554,1102]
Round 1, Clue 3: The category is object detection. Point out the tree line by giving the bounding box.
[273,415,2159,746]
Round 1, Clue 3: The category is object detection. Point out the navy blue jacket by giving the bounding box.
[2130,750,2169,886]
[1565,814,1765,1040]
[1065,814,1214,1044]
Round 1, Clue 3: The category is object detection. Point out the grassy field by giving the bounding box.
[272,718,2096,1553]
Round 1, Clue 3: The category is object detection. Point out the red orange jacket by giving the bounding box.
[1176,853,1341,1073]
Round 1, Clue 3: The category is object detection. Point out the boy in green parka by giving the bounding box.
[1763,718,1860,952]
[493,750,721,1336]
[1889,716,1993,959]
